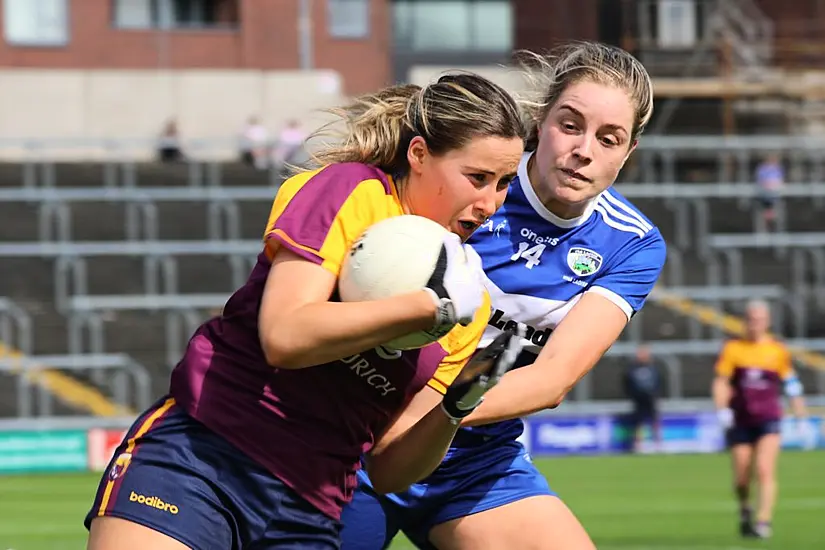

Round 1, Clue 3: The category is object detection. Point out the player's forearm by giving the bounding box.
[365,406,458,494]
[460,363,572,426]
[711,378,730,410]
[261,291,436,368]
[790,396,808,418]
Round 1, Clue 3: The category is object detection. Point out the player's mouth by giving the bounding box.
[559,168,592,183]
[453,219,481,241]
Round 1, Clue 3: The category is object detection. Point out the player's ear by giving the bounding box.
[407,136,428,175]
[622,139,638,166]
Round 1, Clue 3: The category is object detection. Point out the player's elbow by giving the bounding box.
[548,392,567,409]
[365,468,410,495]
[260,330,312,369]
[369,478,402,495]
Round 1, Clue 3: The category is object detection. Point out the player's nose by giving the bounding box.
[475,184,499,220]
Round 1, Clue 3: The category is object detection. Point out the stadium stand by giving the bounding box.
[2,134,825,416]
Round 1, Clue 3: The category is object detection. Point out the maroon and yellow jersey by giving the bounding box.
[169,162,489,519]
[715,338,794,426]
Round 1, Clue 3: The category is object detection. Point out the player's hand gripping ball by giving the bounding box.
[338,215,486,350]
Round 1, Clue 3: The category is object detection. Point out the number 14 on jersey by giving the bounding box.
[510,242,545,269]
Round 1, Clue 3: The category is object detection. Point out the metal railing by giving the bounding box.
[591,338,825,400]
[0,298,33,357]
[0,185,279,243]
[67,293,230,369]
[0,353,152,417]
[706,232,825,307]
[0,240,261,310]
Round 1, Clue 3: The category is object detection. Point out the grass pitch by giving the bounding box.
[0,452,822,549]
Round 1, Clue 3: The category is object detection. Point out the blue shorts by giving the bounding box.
[727,420,781,447]
[339,439,555,550]
[85,396,341,550]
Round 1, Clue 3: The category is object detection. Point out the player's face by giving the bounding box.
[746,305,771,338]
[532,79,636,214]
[405,135,522,241]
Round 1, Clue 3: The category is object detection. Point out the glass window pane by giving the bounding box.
[328,0,370,39]
[4,0,68,45]
[411,1,471,51]
[657,0,697,48]
[113,0,153,29]
[472,2,512,51]
[393,1,413,49]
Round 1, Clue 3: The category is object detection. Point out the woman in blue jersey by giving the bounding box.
[340,41,666,550]
[84,74,529,550]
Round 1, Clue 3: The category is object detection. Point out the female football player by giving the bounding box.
[84,73,528,550]
[340,41,666,550]
[713,299,809,539]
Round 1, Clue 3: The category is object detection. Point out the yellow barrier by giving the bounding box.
[651,288,825,372]
[0,342,133,417]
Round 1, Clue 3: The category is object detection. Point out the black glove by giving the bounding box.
[441,325,526,424]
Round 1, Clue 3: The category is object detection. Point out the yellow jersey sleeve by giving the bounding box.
[714,340,737,378]
[775,342,795,380]
[263,163,401,276]
[426,291,492,395]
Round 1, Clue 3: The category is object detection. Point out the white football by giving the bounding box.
[338,215,459,350]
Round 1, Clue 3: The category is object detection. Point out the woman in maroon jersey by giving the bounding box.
[84,74,528,550]
[713,299,811,539]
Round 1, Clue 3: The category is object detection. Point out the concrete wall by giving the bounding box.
[0,69,345,159]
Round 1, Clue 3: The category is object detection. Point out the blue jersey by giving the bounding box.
[339,153,667,548]
[458,151,667,446]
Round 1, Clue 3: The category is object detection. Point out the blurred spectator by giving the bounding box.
[623,344,663,453]
[272,119,308,174]
[157,119,184,163]
[754,153,784,232]
[239,115,270,170]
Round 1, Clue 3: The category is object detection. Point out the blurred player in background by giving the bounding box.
[340,41,666,550]
[623,343,663,453]
[754,153,784,232]
[84,73,529,550]
[713,299,810,539]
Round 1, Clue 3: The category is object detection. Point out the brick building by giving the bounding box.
[2,0,824,135]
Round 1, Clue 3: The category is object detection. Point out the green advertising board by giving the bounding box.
[0,430,88,473]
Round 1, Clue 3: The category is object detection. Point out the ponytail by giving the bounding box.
[308,84,420,172]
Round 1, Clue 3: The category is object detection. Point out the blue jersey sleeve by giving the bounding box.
[586,229,667,319]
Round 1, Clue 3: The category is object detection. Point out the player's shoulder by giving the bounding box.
[592,187,661,242]
[280,162,393,205]
[585,189,665,273]
[721,337,750,354]
[766,336,790,352]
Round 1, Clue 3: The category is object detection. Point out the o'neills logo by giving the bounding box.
[130,491,179,514]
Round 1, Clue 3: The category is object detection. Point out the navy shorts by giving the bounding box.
[339,439,555,550]
[629,400,658,428]
[85,396,341,549]
[726,420,781,447]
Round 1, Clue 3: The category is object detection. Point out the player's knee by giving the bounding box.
[755,462,774,483]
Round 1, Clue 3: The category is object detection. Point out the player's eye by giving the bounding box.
[497,176,514,191]
[561,121,578,133]
[600,135,620,147]
[468,173,488,185]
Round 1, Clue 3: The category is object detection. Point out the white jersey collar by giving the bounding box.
[517,151,597,228]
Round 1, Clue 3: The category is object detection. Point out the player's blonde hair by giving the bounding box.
[517,41,654,151]
[308,73,525,174]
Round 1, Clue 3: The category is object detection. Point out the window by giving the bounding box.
[410,2,472,51]
[471,1,512,52]
[393,0,512,53]
[328,0,370,39]
[112,0,230,29]
[113,0,153,29]
[4,0,69,46]
[657,0,697,48]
